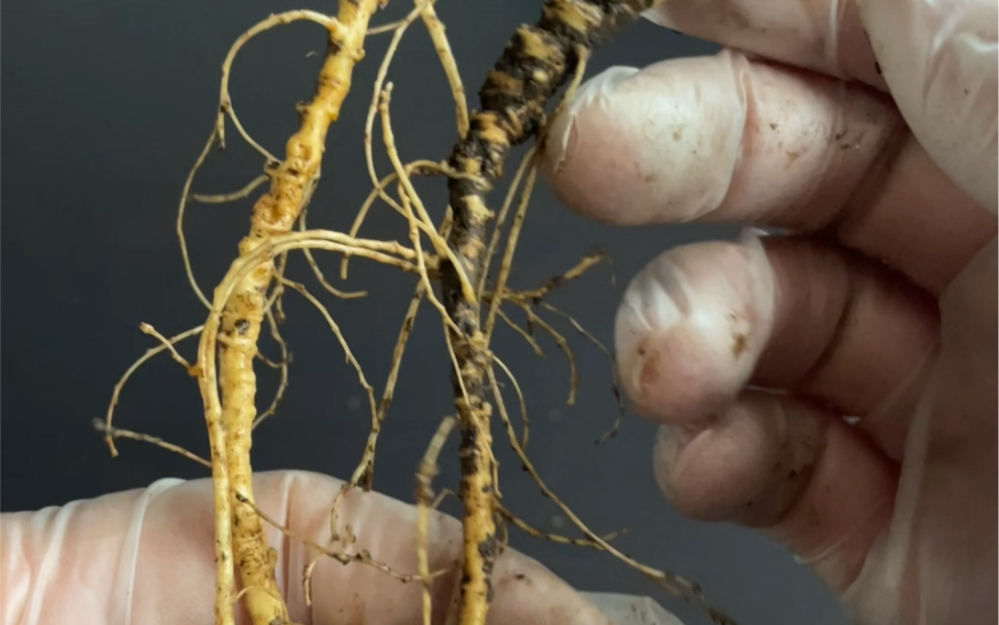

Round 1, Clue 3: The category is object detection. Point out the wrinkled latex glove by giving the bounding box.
[541,0,997,623]
[0,470,617,625]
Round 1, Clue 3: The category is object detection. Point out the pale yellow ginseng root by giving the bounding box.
[197,2,381,624]
[416,416,458,625]
[103,324,204,456]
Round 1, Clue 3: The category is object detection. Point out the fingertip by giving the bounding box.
[540,54,745,226]
[614,238,776,423]
[651,390,897,595]
[653,395,826,527]
[541,64,644,224]
[546,64,640,181]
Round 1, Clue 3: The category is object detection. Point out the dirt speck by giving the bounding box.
[672,127,683,141]
[731,333,748,358]
[639,353,659,387]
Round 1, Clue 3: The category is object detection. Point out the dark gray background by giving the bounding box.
[2,1,847,623]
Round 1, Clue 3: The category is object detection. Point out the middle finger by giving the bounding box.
[644,0,887,89]
[614,233,939,461]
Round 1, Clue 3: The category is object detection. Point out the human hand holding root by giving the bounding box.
[6,0,993,622]
[0,470,617,625]
[542,0,997,623]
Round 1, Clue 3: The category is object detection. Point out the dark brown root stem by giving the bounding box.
[440,2,658,624]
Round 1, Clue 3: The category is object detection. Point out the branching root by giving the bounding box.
[103,3,737,625]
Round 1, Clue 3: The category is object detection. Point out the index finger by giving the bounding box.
[540,49,994,293]
[646,0,998,215]
[644,0,888,89]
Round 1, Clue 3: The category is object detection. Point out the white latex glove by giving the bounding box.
[585,593,686,625]
[541,0,997,624]
[0,470,618,625]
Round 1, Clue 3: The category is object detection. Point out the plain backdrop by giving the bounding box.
[2,1,849,623]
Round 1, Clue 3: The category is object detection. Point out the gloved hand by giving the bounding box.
[541,0,997,623]
[0,470,615,625]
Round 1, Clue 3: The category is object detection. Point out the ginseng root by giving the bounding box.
[102,2,742,625]
[200,2,381,624]
[440,1,662,623]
